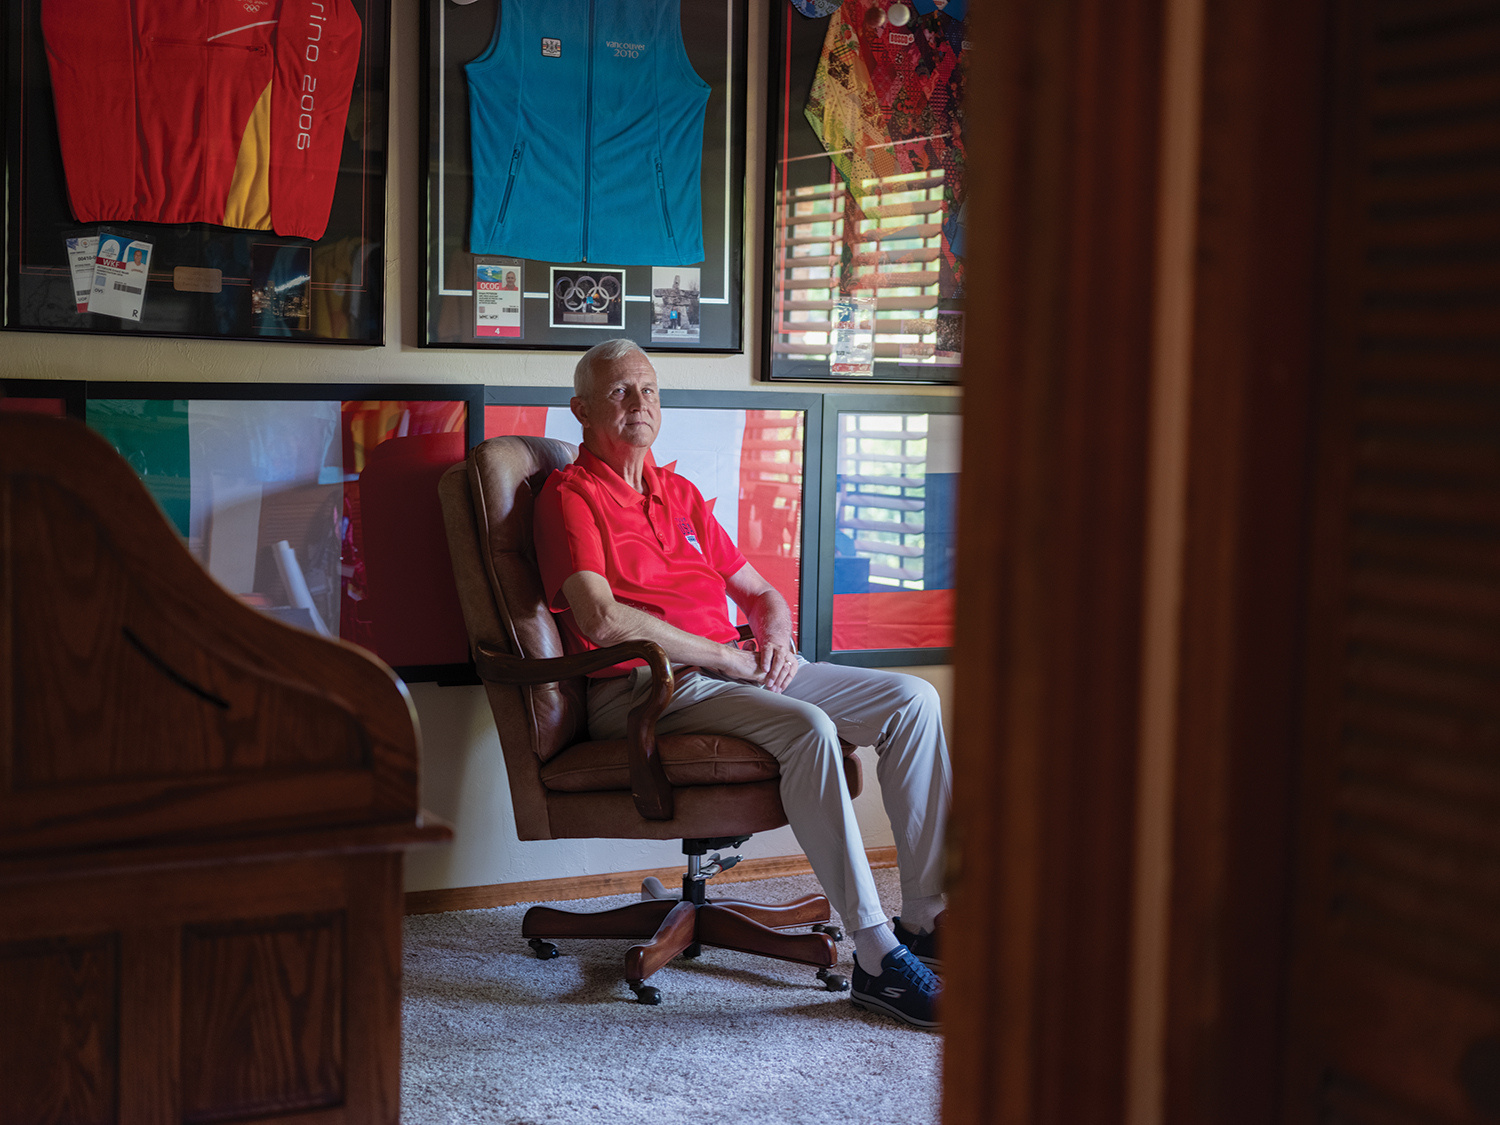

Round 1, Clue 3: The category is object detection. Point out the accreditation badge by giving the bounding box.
[88,230,152,321]
[829,296,876,377]
[475,258,523,338]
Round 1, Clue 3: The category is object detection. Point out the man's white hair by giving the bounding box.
[573,338,649,398]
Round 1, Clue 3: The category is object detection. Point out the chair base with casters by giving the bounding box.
[521,836,850,1004]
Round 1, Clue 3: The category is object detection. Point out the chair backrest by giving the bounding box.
[439,435,582,839]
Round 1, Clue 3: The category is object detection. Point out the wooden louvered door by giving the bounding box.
[1284,0,1500,1120]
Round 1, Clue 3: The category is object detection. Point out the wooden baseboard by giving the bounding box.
[404,846,898,916]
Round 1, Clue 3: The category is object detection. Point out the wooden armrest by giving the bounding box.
[474,640,668,686]
[473,640,677,822]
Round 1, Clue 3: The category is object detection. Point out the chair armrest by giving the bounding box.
[472,640,677,821]
[474,640,667,686]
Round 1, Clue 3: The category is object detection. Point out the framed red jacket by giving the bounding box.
[41,0,361,240]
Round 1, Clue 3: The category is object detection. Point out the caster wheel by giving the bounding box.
[630,983,662,1005]
[811,923,845,943]
[817,968,850,992]
[681,942,702,960]
[528,938,559,960]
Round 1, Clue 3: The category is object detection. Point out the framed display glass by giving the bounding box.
[0,376,84,418]
[83,383,483,684]
[421,0,747,352]
[484,387,823,653]
[763,0,970,384]
[818,394,960,665]
[3,1,390,344]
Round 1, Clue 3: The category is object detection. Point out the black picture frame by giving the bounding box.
[483,385,823,655]
[79,381,484,686]
[762,1,969,384]
[817,393,960,665]
[421,0,747,353]
[3,1,390,345]
[0,376,85,418]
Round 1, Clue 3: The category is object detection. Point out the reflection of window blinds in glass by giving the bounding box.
[740,410,805,632]
[775,171,944,364]
[837,413,930,588]
[741,411,804,555]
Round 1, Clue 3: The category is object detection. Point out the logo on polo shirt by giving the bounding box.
[677,517,703,553]
[541,37,561,57]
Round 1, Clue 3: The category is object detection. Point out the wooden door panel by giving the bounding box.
[1286,0,1500,1120]
[0,936,118,1125]
[1317,952,1499,1123]
[182,914,346,1123]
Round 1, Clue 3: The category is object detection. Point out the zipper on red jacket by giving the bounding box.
[149,36,265,53]
[581,0,595,262]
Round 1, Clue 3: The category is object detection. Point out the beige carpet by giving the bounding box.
[401,868,942,1125]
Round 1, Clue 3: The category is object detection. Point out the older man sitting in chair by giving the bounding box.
[533,338,951,1027]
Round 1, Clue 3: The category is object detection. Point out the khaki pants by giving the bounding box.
[587,659,951,932]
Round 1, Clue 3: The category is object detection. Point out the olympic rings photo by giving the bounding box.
[549,267,626,329]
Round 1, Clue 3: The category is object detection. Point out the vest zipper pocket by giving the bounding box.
[655,158,675,241]
[498,142,526,224]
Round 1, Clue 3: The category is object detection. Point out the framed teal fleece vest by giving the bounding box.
[467,0,711,266]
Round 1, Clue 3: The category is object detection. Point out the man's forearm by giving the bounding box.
[746,587,793,648]
[742,587,798,692]
[580,591,754,678]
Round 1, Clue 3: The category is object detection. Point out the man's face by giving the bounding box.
[574,351,661,456]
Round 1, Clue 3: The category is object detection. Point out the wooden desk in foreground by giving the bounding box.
[0,414,451,1125]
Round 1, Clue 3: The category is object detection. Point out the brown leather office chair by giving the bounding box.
[439,435,860,1003]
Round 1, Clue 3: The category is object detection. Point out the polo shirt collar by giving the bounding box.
[576,445,664,508]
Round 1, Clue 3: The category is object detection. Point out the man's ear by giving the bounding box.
[569,396,588,428]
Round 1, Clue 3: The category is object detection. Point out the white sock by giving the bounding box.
[900,894,944,934]
[640,876,674,902]
[853,923,899,973]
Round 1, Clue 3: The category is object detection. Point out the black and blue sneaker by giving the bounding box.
[893,912,943,971]
[850,945,941,1028]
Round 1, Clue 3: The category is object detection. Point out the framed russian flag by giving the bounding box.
[818,394,960,665]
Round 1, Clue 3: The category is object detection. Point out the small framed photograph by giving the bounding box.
[249,243,313,335]
[651,267,701,342]
[549,268,625,330]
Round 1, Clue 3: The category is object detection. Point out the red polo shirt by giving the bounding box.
[535,446,747,677]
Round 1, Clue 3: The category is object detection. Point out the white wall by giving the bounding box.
[6,0,958,892]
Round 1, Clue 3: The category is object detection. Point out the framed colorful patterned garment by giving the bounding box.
[763,0,969,384]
